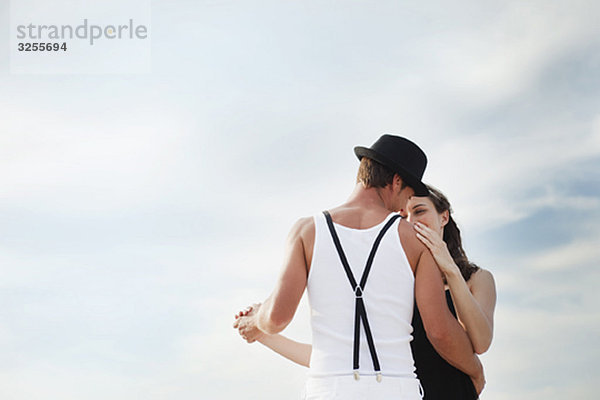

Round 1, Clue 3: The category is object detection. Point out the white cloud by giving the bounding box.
[0,362,145,400]
[0,101,197,214]
[427,0,600,106]
[424,127,600,232]
[526,238,600,271]
[482,305,599,400]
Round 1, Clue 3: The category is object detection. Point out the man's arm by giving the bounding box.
[414,248,482,377]
[236,217,313,341]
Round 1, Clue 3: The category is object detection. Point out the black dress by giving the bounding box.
[411,290,479,400]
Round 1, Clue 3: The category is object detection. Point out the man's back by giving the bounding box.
[307,209,416,378]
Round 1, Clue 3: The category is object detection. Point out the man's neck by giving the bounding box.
[345,183,394,212]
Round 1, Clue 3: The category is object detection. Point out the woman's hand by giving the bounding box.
[414,222,459,278]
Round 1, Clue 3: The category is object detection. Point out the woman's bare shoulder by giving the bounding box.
[468,267,496,292]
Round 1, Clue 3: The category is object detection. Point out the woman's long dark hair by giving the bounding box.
[425,184,479,282]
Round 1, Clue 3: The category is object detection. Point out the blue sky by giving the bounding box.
[1,1,599,399]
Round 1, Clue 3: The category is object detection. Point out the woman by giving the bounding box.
[234,185,496,399]
[405,185,496,399]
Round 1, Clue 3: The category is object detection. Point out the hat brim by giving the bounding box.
[354,146,428,196]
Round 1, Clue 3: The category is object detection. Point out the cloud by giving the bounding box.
[0,103,198,214]
[0,363,144,400]
[482,304,599,400]
[526,238,600,271]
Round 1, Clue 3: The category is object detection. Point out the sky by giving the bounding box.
[1,0,599,399]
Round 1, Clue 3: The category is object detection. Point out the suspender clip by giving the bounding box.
[354,286,363,298]
[376,372,382,382]
[353,370,360,380]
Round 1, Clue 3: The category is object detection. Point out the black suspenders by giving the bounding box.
[322,211,401,382]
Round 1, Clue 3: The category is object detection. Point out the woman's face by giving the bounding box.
[405,196,448,235]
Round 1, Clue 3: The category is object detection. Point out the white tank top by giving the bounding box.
[307,212,416,378]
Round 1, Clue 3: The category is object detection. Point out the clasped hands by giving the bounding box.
[232,302,264,343]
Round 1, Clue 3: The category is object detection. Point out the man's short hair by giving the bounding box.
[356,157,408,189]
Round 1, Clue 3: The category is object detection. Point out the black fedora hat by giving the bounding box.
[354,134,428,196]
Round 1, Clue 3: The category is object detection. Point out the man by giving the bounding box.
[235,135,483,399]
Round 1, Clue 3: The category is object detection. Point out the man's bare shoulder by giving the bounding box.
[397,218,426,270]
[288,217,316,270]
[397,218,425,249]
[289,216,315,238]
[287,216,316,252]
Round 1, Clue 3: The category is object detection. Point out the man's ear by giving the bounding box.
[393,174,404,190]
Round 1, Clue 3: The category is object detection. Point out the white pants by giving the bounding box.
[302,375,424,400]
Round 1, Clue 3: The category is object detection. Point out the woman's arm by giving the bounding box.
[415,222,497,354]
[445,268,496,354]
[257,334,312,367]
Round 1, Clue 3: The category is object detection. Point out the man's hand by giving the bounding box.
[469,358,486,395]
[234,303,261,319]
[233,303,265,343]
